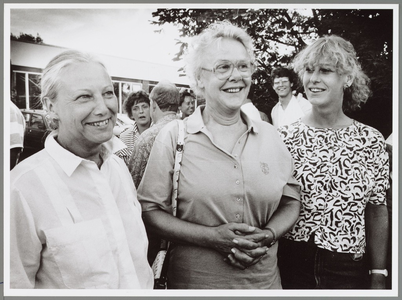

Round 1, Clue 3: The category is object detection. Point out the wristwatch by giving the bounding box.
[369,269,388,277]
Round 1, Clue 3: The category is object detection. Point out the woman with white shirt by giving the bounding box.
[10,50,153,289]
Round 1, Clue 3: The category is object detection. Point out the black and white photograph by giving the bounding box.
[3,2,399,298]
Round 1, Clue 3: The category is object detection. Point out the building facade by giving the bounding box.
[10,40,190,112]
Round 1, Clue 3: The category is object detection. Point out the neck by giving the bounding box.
[56,135,103,167]
[203,103,242,127]
[137,123,150,134]
[304,108,351,129]
[278,93,292,109]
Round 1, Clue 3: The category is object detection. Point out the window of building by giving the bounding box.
[13,71,42,109]
[112,81,142,113]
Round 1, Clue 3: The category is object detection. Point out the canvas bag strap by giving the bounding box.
[171,119,185,217]
[152,119,186,283]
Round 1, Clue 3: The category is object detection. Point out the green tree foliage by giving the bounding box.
[11,32,44,44]
[151,8,393,136]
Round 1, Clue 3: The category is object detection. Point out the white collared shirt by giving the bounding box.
[271,94,312,128]
[10,134,153,289]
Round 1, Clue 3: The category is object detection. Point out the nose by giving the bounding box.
[228,66,243,80]
[309,70,321,83]
[94,93,116,115]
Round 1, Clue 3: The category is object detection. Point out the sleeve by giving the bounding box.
[282,158,301,202]
[10,188,42,288]
[136,123,178,213]
[368,131,390,205]
[275,125,301,201]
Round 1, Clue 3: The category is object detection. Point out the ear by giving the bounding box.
[43,97,55,113]
[345,74,354,87]
[196,73,205,90]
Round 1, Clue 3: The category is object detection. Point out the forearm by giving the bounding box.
[366,203,389,269]
[143,209,213,247]
[263,195,301,243]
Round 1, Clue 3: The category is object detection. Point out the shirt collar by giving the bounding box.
[45,133,113,177]
[186,105,258,134]
[154,112,178,125]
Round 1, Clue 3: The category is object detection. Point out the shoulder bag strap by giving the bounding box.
[171,119,185,217]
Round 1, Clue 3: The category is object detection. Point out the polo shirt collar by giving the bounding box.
[186,105,258,134]
[45,133,113,177]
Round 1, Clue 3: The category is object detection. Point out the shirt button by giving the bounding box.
[235,214,241,219]
[236,198,241,202]
[234,165,238,169]
[235,180,240,185]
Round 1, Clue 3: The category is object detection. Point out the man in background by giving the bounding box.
[270,67,311,128]
[129,80,180,189]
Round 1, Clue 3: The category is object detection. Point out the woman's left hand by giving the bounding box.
[224,246,268,269]
[224,227,272,269]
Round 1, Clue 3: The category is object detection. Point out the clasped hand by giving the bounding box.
[212,223,272,270]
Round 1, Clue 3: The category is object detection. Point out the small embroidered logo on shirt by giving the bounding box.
[260,162,269,175]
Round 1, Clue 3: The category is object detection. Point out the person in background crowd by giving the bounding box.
[10,50,153,289]
[178,89,195,119]
[277,35,389,289]
[119,90,152,152]
[137,21,301,289]
[271,67,311,128]
[129,80,180,189]
[241,98,270,123]
[10,100,26,170]
[129,80,180,264]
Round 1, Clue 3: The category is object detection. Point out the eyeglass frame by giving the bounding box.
[201,60,255,80]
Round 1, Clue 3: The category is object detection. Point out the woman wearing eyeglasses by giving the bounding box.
[137,21,301,289]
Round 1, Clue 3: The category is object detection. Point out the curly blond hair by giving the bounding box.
[293,35,371,112]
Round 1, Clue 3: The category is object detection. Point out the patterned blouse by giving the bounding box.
[278,120,389,253]
[119,123,140,152]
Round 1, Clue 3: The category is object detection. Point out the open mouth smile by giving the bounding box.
[309,88,325,93]
[223,87,243,93]
[86,118,111,127]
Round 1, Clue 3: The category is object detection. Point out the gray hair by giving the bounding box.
[185,21,256,96]
[41,50,108,108]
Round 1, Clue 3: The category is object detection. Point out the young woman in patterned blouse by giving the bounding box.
[277,35,389,289]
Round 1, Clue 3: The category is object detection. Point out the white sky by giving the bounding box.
[9,6,186,67]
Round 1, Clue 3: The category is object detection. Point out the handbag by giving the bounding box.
[152,119,185,289]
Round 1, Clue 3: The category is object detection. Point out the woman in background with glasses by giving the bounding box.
[137,21,301,289]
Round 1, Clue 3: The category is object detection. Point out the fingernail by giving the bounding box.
[231,248,236,254]
[233,239,239,244]
[249,226,255,231]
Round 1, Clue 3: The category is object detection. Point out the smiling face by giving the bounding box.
[273,76,292,98]
[48,61,117,153]
[131,101,151,127]
[198,38,252,114]
[303,59,349,111]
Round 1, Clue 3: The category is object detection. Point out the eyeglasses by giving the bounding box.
[202,61,255,80]
[273,79,290,86]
